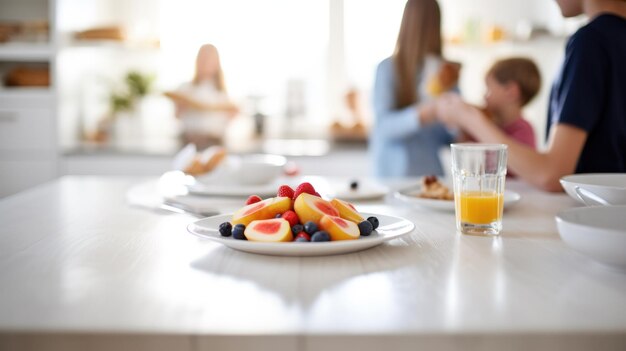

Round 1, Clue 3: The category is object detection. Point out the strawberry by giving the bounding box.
[277,185,295,199]
[293,182,316,200]
[281,210,300,227]
[245,195,262,205]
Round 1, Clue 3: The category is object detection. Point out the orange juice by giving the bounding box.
[456,191,504,224]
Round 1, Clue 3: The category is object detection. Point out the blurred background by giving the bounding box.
[0,0,586,197]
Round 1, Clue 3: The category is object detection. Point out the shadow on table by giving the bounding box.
[189,233,429,309]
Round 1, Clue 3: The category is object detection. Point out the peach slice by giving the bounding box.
[294,193,339,224]
[330,198,364,223]
[231,196,292,226]
[244,218,292,242]
[319,215,360,241]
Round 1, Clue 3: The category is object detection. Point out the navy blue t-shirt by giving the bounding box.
[547,14,626,173]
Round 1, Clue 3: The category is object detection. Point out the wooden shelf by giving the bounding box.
[0,87,53,99]
[0,42,54,61]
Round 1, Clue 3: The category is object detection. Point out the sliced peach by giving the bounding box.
[231,196,292,226]
[330,198,364,223]
[294,193,339,224]
[319,215,360,241]
[245,218,292,242]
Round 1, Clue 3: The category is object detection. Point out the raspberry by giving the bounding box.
[293,182,316,200]
[281,210,300,227]
[245,195,262,205]
[277,185,295,199]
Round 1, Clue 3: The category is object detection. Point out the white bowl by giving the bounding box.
[556,205,626,270]
[197,154,286,186]
[229,154,286,185]
[560,173,626,206]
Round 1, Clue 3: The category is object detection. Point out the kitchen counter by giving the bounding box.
[1,177,625,350]
[61,139,370,177]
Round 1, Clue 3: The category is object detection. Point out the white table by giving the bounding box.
[1,176,625,350]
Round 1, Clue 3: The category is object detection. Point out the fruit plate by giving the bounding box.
[393,186,521,211]
[187,213,415,256]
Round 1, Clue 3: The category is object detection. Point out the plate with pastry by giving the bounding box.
[393,175,521,211]
[172,144,290,197]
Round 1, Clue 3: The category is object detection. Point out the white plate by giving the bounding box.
[394,186,521,211]
[187,212,415,256]
[560,173,626,206]
[326,179,389,201]
[556,205,626,271]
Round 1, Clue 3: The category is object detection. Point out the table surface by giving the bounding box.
[1,176,625,351]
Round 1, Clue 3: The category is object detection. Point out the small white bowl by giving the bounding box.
[195,154,286,186]
[229,154,287,185]
[556,205,626,271]
[560,173,626,206]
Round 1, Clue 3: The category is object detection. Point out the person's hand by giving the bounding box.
[418,100,437,125]
[435,92,470,128]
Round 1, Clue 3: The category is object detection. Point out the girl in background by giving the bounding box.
[168,44,239,149]
[370,0,456,177]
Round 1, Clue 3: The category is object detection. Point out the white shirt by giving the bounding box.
[177,80,230,137]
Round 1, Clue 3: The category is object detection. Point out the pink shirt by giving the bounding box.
[503,117,536,149]
[503,117,536,178]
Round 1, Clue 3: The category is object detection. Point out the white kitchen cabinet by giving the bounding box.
[0,0,58,198]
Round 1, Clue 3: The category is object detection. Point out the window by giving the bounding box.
[158,0,329,130]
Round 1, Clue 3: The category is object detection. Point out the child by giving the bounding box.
[468,57,541,150]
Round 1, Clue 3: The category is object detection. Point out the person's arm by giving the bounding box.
[438,98,587,191]
[372,59,434,140]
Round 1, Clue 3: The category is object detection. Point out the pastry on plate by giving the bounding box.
[417,175,454,200]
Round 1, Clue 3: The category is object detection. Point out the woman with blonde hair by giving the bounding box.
[370,0,455,177]
[169,44,239,148]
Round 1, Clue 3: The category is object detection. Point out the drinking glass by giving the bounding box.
[451,143,508,236]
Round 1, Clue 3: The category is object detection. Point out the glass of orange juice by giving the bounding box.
[451,143,508,236]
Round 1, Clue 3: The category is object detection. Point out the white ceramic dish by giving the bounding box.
[187,177,291,198]
[187,212,415,256]
[196,154,287,186]
[393,186,521,211]
[556,205,626,271]
[560,173,626,206]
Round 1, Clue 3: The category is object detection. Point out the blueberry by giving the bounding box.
[350,180,359,190]
[218,222,232,237]
[232,224,247,240]
[295,237,309,242]
[304,221,318,235]
[367,216,379,230]
[358,220,373,236]
[291,224,304,235]
[311,231,330,242]
[275,213,283,218]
